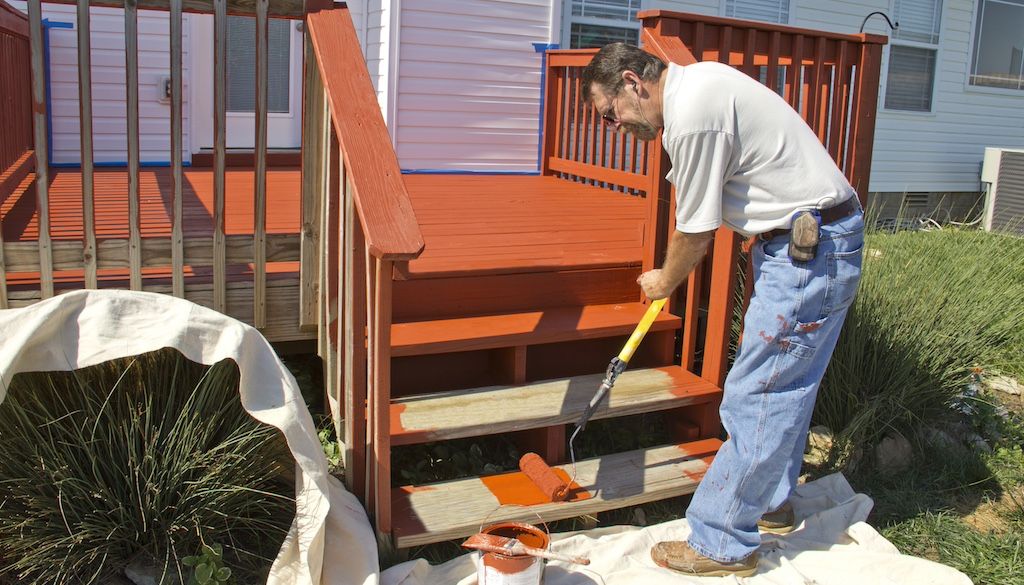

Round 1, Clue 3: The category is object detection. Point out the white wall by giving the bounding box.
[11,2,190,165]
[394,0,553,171]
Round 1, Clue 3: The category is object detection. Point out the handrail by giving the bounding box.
[638,9,889,45]
[306,7,424,260]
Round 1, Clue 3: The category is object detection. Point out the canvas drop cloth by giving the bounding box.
[0,290,972,585]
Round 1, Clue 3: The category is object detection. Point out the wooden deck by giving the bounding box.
[401,175,647,279]
[2,170,650,340]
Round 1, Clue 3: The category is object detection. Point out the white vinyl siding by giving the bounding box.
[10,2,191,165]
[396,0,551,170]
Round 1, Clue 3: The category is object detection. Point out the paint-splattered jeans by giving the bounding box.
[685,207,864,562]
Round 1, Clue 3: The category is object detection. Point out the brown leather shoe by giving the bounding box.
[758,500,796,534]
[650,541,758,577]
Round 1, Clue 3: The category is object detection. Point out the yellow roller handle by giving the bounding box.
[617,297,668,363]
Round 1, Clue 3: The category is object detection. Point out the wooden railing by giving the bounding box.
[541,12,885,394]
[306,5,424,536]
[0,0,32,308]
[1,0,336,329]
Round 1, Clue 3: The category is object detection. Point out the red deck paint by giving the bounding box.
[480,468,591,506]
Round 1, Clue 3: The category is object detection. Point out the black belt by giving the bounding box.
[759,197,860,241]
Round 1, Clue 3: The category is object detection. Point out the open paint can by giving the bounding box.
[476,522,549,585]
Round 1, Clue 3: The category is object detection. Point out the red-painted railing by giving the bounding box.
[0,0,33,201]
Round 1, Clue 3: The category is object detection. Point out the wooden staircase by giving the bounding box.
[304,6,885,549]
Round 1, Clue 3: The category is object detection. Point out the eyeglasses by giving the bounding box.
[601,94,621,124]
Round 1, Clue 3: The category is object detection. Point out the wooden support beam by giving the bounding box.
[27,0,52,299]
[212,0,227,311]
[125,0,142,290]
[253,0,268,327]
[77,0,97,289]
[170,0,185,297]
[299,30,326,330]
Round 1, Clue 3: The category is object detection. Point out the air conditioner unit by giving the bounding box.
[981,147,1024,234]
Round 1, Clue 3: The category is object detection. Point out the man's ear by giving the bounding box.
[621,70,641,94]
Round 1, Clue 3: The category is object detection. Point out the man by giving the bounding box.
[581,43,864,577]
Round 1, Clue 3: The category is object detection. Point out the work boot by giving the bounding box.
[650,541,758,577]
[758,500,796,534]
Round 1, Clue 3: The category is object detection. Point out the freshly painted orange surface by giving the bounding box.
[2,166,302,241]
[402,174,647,278]
[480,467,592,506]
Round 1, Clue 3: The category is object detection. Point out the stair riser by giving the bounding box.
[392,266,641,322]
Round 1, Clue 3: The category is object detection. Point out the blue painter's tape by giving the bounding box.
[50,161,193,168]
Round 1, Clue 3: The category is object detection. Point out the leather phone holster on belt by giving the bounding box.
[789,211,820,263]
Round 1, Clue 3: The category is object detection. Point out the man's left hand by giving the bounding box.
[637,269,674,300]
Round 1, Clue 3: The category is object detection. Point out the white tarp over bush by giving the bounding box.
[0,290,973,585]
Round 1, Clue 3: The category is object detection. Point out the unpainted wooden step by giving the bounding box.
[391,365,720,446]
[392,438,722,548]
[391,302,681,357]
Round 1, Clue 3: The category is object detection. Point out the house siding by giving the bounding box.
[777,0,1024,194]
[11,1,190,165]
[394,0,552,170]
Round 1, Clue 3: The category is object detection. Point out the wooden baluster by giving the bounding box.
[27,0,53,299]
[343,171,368,499]
[789,34,804,112]
[253,0,268,327]
[78,0,97,290]
[213,0,227,310]
[702,228,740,387]
[742,28,756,78]
[372,256,394,535]
[300,31,326,329]
[170,0,184,297]
[828,40,849,165]
[125,0,141,290]
[808,37,826,142]
[767,31,780,93]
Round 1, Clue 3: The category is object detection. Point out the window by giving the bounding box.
[884,0,943,111]
[724,0,790,24]
[970,0,1024,90]
[565,0,641,49]
[226,16,292,113]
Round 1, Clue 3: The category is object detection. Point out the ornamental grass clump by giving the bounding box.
[0,348,294,584]
[816,227,1024,457]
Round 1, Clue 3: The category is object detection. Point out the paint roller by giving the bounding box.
[518,298,669,501]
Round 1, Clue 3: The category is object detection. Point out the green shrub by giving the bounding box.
[0,349,294,584]
[816,228,1024,455]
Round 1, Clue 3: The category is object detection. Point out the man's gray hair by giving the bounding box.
[581,43,667,103]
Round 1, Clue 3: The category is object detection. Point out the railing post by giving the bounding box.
[170,0,185,297]
[253,0,269,327]
[212,0,227,311]
[300,27,326,331]
[77,0,97,290]
[27,0,53,299]
[847,37,884,206]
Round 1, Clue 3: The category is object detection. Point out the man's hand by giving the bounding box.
[637,269,674,300]
[638,230,715,301]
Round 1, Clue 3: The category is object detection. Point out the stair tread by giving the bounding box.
[392,302,680,357]
[392,438,722,548]
[391,365,720,446]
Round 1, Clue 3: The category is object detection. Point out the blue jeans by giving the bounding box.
[685,208,864,562]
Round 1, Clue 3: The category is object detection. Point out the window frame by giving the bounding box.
[964,0,1024,97]
[880,0,945,115]
[718,0,794,25]
[561,0,642,50]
